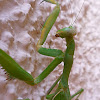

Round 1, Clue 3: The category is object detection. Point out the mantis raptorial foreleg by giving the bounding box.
[0,0,62,85]
[0,0,85,99]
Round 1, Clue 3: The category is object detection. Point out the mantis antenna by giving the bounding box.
[40,0,44,4]
[71,0,86,26]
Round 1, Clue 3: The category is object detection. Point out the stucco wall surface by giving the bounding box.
[0,0,100,100]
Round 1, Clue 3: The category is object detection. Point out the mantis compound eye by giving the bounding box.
[55,34,60,37]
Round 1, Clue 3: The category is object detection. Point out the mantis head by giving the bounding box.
[55,26,76,45]
[55,26,76,38]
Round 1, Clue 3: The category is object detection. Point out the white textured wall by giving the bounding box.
[0,0,100,100]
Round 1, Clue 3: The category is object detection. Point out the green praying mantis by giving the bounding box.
[0,0,85,99]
